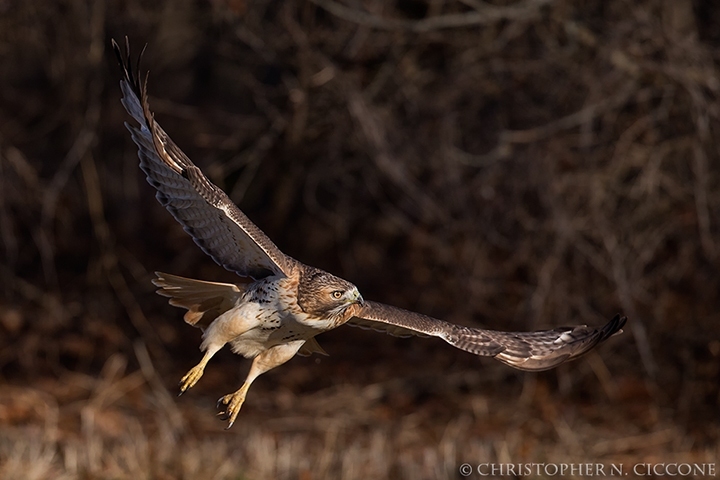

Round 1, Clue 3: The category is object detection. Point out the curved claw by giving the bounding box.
[215,388,248,429]
[178,364,205,395]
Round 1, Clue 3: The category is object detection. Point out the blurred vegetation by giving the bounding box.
[0,0,718,478]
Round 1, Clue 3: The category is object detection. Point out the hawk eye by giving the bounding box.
[331,290,343,299]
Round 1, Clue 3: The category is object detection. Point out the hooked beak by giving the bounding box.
[350,288,365,307]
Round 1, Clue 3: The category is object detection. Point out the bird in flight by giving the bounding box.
[113,38,626,428]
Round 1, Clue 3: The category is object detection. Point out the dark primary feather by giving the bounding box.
[348,302,626,371]
[112,38,293,280]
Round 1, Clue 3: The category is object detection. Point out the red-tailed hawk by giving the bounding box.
[113,38,626,428]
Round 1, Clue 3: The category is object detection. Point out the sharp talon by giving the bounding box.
[178,365,205,394]
[214,389,246,428]
[177,390,184,397]
[225,420,235,430]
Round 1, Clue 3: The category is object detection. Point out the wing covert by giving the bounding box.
[348,301,626,371]
[113,38,293,279]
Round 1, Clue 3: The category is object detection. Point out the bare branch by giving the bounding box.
[309,0,554,32]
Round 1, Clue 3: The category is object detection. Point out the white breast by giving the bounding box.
[201,275,321,359]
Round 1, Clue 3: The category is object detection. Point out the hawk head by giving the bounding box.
[297,268,364,321]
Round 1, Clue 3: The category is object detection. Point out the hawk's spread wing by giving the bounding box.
[348,302,626,371]
[113,39,293,279]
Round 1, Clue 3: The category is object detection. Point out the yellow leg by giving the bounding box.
[179,344,221,395]
[216,382,251,428]
[217,340,305,428]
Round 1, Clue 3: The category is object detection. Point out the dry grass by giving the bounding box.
[1,0,719,477]
[1,353,716,480]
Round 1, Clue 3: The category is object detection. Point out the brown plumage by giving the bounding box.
[348,302,626,371]
[114,38,627,428]
[153,272,247,329]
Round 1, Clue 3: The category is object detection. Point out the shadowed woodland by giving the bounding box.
[0,0,719,478]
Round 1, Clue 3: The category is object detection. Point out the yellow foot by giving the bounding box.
[178,365,205,395]
[216,388,247,429]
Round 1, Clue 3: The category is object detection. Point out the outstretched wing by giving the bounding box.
[347,301,626,371]
[113,38,294,280]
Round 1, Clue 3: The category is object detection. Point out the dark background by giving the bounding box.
[0,0,718,478]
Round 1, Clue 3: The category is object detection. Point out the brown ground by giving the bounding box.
[0,0,718,478]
